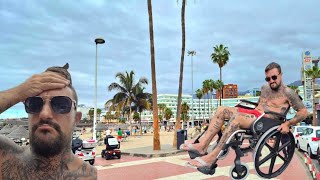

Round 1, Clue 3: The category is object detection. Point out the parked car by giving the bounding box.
[72,138,96,165]
[296,126,320,158]
[292,126,307,147]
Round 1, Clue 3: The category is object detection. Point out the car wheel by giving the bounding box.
[308,146,315,159]
[117,154,121,159]
[89,159,95,165]
[317,149,320,165]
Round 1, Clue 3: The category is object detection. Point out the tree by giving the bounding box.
[88,108,94,121]
[164,108,173,121]
[211,44,230,99]
[132,86,152,135]
[304,66,320,126]
[215,80,224,106]
[174,0,186,149]
[211,44,231,82]
[97,108,102,121]
[187,50,196,127]
[147,0,161,150]
[181,102,190,128]
[158,103,167,118]
[207,79,215,118]
[108,70,148,136]
[202,80,211,121]
[196,89,203,120]
[133,112,140,122]
[288,85,299,94]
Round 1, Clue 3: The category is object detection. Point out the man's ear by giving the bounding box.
[75,112,82,124]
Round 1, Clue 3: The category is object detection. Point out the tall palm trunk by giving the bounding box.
[313,78,316,126]
[129,106,132,135]
[139,112,143,135]
[147,0,160,150]
[219,67,223,100]
[173,0,186,148]
[219,90,222,106]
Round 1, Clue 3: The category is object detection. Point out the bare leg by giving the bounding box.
[188,113,257,166]
[181,106,238,152]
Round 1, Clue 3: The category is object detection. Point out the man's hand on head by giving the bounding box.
[18,71,70,101]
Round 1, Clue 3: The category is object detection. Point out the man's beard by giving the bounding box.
[30,119,69,158]
[270,82,281,91]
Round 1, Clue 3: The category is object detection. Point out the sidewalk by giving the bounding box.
[81,130,184,157]
[80,129,310,179]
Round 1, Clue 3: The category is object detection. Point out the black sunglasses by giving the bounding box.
[265,74,280,82]
[24,96,76,114]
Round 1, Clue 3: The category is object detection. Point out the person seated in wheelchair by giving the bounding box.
[181,62,308,174]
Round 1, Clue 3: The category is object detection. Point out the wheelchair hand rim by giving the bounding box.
[253,126,295,179]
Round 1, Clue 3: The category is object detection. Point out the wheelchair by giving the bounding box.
[190,99,295,179]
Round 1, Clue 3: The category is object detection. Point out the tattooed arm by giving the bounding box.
[285,87,307,126]
[0,135,24,179]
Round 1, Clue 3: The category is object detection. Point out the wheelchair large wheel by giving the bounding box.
[229,163,249,180]
[253,126,295,179]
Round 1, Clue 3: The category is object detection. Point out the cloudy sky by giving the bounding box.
[0,0,320,118]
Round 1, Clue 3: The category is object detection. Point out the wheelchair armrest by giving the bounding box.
[264,111,286,119]
[235,99,258,109]
[239,99,258,106]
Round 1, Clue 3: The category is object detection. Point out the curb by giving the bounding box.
[304,152,320,179]
[121,150,185,158]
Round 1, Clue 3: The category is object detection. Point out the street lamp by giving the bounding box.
[187,50,196,128]
[93,37,105,140]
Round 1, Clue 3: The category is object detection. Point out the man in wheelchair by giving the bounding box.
[181,62,308,179]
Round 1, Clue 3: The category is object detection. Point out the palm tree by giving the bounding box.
[108,70,148,136]
[196,89,203,121]
[88,108,94,121]
[202,80,211,121]
[173,0,187,149]
[164,108,173,121]
[211,44,231,82]
[181,102,190,129]
[304,66,320,126]
[147,0,161,150]
[215,80,224,106]
[132,86,152,135]
[211,44,230,99]
[207,79,215,118]
[158,103,167,118]
[288,85,299,94]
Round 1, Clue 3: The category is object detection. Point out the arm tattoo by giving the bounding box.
[0,88,22,114]
[285,88,305,111]
[0,135,23,157]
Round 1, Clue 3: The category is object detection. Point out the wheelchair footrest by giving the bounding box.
[197,164,218,175]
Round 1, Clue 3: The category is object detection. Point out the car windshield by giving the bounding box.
[316,130,320,138]
[297,127,306,132]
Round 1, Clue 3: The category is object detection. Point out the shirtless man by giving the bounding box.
[0,64,97,179]
[182,62,308,168]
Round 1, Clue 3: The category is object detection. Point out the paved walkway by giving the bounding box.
[96,151,309,180]
[87,130,310,180]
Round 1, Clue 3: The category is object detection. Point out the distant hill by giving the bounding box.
[288,80,302,86]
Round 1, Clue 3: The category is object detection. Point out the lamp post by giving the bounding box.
[93,37,105,140]
[187,50,196,127]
